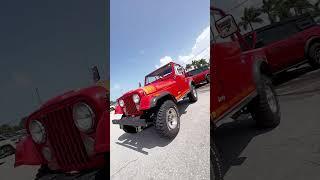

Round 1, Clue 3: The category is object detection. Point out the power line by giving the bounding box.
[181,46,210,66]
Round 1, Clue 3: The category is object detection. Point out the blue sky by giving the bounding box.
[0,0,107,125]
[110,0,209,100]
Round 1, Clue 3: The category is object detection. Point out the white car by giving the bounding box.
[0,135,16,158]
[110,105,116,111]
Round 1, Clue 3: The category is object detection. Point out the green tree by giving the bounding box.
[311,0,320,12]
[285,0,312,15]
[239,7,264,31]
[185,64,192,71]
[198,59,209,67]
[186,59,208,70]
[261,0,278,24]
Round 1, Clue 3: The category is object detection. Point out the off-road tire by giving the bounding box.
[249,75,280,128]
[308,43,320,68]
[206,74,210,83]
[35,165,52,180]
[154,100,180,139]
[188,85,198,103]
[122,125,138,134]
[211,143,223,180]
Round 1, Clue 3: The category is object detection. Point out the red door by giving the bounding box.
[173,64,189,99]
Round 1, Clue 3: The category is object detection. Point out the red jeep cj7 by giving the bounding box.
[112,62,198,139]
[14,86,109,179]
[211,7,281,180]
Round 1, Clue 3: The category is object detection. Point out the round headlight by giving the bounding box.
[132,94,140,104]
[29,120,46,144]
[42,147,52,161]
[119,99,125,107]
[73,103,95,132]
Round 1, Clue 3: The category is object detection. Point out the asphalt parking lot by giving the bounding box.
[0,155,38,180]
[110,84,210,180]
[216,65,320,180]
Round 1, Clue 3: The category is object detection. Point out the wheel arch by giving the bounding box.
[150,92,177,109]
[189,80,196,88]
[252,59,273,86]
[305,36,320,57]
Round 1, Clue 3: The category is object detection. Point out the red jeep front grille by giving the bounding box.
[40,106,89,171]
[123,95,139,115]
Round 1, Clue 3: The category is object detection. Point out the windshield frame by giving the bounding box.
[144,63,174,85]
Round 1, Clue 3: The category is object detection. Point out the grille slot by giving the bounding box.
[41,106,89,170]
[123,95,139,115]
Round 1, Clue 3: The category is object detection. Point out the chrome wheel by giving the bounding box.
[166,108,178,130]
[265,85,277,113]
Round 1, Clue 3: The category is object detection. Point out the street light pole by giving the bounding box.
[35,88,42,106]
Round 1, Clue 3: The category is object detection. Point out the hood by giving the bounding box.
[40,86,106,108]
[119,79,175,99]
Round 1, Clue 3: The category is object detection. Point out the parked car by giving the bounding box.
[243,14,320,74]
[186,66,210,85]
[112,62,198,139]
[14,86,108,179]
[110,105,115,111]
[0,134,16,158]
[211,7,281,180]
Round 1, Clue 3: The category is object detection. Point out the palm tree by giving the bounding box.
[285,0,313,15]
[261,0,277,24]
[185,64,192,70]
[311,0,320,12]
[239,7,264,31]
[271,0,292,20]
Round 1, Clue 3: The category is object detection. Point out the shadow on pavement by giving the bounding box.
[273,65,315,86]
[178,99,191,115]
[195,82,210,89]
[115,100,191,155]
[214,116,275,177]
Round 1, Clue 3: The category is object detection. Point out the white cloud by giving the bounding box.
[155,26,210,68]
[111,83,121,91]
[155,56,173,68]
[139,50,145,55]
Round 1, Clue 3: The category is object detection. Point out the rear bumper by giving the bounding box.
[112,116,148,127]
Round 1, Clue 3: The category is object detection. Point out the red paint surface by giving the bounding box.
[15,86,108,172]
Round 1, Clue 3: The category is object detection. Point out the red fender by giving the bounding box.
[114,105,123,114]
[94,110,109,153]
[14,136,44,167]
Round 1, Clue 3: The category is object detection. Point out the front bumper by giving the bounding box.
[112,116,149,127]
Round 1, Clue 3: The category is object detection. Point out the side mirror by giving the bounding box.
[139,82,142,87]
[215,14,239,38]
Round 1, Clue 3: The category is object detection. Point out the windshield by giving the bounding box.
[145,64,172,85]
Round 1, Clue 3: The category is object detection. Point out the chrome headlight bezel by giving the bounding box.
[29,120,46,144]
[132,94,140,104]
[72,102,95,133]
[119,99,125,107]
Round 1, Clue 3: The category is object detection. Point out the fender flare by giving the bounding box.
[304,36,320,57]
[14,136,44,167]
[149,92,177,108]
[252,58,272,86]
[189,80,196,89]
